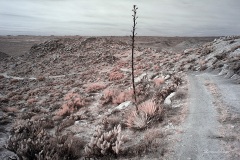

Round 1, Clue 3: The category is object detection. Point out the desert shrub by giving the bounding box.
[201,45,214,55]
[112,90,133,104]
[153,84,177,104]
[2,107,18,113]
[109,70,124,81]
[56,92,86,116]
[102,117,122,131]
[121,128,166,157]
[126,110,148,129]
[100,88,116,105]
[125,100,163,129]
[86,82,106,93]
[153,78,165,87]
[84,124,124,158]
[138,99,158,116]
[143,128,163,145]
[117,60,129,68]
[101,88,133,105]
[6,120,83,160]
[57,117,75,132]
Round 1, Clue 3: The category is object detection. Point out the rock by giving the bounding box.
[184,48,194,54]
[231,74,240,80]
[52,115,62,121]
[0,51,9,61]
[107,101,132,115]
[147,72,157,80]
[120,68,131,73]
[164,92,176,105]
[135,73,147,83]
[218,64,229,76]
[225,70,235,78]
[230,48,240,57]
[164,75,171,80]
[115,101,132,110]
[218,69,228,76]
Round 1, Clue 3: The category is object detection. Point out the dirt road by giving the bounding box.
[170,72,240,160]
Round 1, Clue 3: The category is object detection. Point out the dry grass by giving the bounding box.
[102,116,122,130]
[126,110,148,129]
[138,99,157,116]
[125,99,163,129]
[143,128,164,146]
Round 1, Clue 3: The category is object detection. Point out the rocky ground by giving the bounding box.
[0,36,239,159]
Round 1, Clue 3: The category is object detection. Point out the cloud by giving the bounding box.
[0,0,239,36]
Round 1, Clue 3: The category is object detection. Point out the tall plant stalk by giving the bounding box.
[130,5,138,105]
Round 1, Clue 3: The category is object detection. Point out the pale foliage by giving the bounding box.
[85,124,124,156]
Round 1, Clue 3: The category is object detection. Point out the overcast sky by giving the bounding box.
[0,0,240,36]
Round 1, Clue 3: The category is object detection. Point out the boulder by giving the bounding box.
[164,92,176,105]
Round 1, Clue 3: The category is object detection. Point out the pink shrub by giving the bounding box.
[112,89,133,104]
[125,99,162,129]
[109,71,124,81]
[153,78,165,87]
[117,61,129,68]
[153,65,160,71]
[27,98,37,105]
[102,88,115,99]
[134,69,142,76]
[138,99,157,116]
[101,88,116,105]
[86,82,106,93]
[101,88,133,105]
[56,92,85,116]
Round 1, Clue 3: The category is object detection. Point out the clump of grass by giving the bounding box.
[125,99,163,129]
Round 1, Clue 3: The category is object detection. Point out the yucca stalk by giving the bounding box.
[130,5,138,106]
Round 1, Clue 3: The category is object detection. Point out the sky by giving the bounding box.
[0,0,240,36]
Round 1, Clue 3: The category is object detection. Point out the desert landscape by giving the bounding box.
[0,35,239,159]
